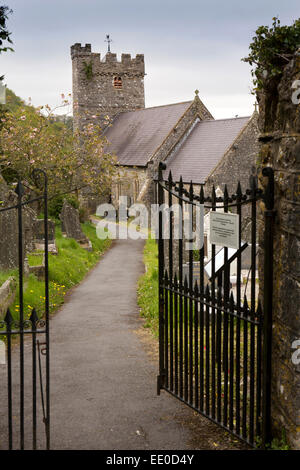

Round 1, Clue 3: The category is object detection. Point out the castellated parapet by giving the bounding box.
[71,43,145,130]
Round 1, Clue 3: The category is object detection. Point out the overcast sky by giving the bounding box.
[1,0,299,118]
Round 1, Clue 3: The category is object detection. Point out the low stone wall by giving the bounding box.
[0,277,17,318]
[257,48,300,449]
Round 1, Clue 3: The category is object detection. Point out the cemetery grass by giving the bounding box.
[0,269,18,287]
[137,237,159,336]
[28,254,44,266]
[7,222,111,322]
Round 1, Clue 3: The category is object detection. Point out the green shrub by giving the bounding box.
[243,17,300,90]
[48,194,79,219]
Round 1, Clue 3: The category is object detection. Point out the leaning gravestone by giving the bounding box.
[0,176,39,269]
[24,206,38,253]
[0,176,19,270]
[60,200,92,250]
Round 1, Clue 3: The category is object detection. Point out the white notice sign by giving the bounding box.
[209,212,239,249]
[0,340,5,365]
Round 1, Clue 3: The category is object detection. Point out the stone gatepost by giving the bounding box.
[257,48,300,448]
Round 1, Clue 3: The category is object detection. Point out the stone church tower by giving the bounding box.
[70,42,145,131]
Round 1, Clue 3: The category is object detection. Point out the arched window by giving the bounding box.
[113,76,122,89]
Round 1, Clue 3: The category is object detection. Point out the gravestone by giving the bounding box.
[0,277,17,318]
[33,218,57,254]
[0,176,39,269]
[34,219,55,242]
[0,176,19,270]
[182,261,210,288]
[24,206,37,253]
[60,200,88,243]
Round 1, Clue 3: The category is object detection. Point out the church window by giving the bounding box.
[113,76,122,89]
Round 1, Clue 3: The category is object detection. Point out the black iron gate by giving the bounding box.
[156,163,275,448]
[0,169,50,450]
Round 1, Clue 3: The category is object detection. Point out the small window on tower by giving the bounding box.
[113,76,122,89]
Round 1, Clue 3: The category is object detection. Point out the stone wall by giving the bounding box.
[0,277,16,318]
[71,43,145,131]
[257,48,300,449]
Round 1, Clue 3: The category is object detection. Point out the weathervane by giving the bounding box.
[105,34,112,53]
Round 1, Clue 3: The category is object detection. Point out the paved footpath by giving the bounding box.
[0,238,243,450]
[50,238,194,450]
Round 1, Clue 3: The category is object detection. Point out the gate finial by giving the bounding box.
[4,308,13,324]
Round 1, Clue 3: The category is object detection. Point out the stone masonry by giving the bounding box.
[206,112,261,241]
[0,176,18,270]
[206,112,260,200]
[0,176,36,270]
[71,43,145,131]
[257,47,300,449]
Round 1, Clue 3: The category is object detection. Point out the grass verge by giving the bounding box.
[137,237,159,336]
[8,221,111,321]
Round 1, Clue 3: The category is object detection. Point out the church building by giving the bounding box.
[70,42,259,208]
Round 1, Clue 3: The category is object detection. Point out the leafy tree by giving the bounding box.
[0,96,117,199]
[5,88,26,112]
[0,5,13,52]
[0,5,13,79]
[243,17,300,91]
[0,5,13,133]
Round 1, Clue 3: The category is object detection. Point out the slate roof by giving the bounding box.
[164,116,250,183]
[104,101,192,166]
